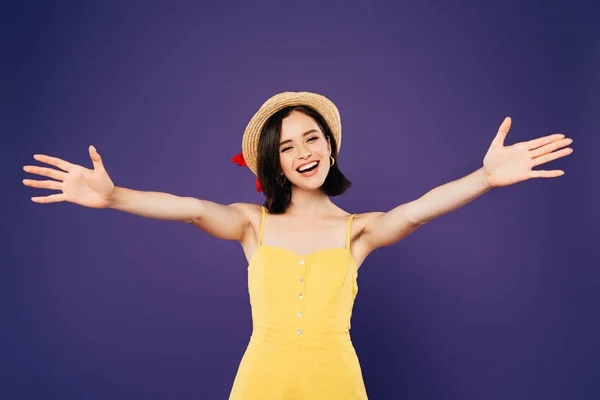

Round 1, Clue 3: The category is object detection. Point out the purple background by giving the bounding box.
[4,0,599,399]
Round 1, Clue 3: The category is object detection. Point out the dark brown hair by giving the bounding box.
[256,105,352,214]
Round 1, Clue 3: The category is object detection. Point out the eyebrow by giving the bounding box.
[279,129,319,147]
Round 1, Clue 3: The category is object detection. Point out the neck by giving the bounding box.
[287,185,334,216]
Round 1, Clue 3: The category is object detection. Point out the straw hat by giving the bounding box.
[238,91,342,176]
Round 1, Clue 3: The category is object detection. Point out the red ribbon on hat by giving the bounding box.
[231,152,262,192]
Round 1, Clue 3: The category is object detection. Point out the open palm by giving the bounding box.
[23,145,115,208]
[483,117,573,188]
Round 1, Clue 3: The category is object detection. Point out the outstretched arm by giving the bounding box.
[359,117,573,251]
[23,145,252,242]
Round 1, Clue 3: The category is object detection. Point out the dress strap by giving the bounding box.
[258,206,266,246]
[346,214,356,249]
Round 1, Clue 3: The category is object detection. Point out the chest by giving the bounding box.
[261,217,349,255]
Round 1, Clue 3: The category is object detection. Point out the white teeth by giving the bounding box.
[298,161,318,172]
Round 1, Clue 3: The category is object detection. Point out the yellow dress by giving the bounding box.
[229,206,369,399]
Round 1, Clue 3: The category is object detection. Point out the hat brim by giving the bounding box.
[242,91,341,176]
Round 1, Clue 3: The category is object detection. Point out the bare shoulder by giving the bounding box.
[187,201,263,242]
[227,202,262,223]
[228,202,263,238]
[349,211,384,245]
[228,202,262,215]
[352,211,384,233]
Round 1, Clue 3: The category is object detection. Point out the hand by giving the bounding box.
[23,145,116,208]
[483,117,573,188]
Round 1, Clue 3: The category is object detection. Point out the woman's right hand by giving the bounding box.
[23,145,116,209]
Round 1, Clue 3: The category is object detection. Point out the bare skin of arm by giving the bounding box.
[22,145,251,242]
[360,118,573,253]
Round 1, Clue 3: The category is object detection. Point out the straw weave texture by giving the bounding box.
[241,92,341,175]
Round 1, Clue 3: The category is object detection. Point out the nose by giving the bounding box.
[297,145,312,159]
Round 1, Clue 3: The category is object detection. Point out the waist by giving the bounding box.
[250,326,353,347]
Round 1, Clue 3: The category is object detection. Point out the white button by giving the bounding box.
[299,277,304,282]
[296,329,302,335]
[298,293,303,299]
[299,260,305,266]
[297,312,303,317]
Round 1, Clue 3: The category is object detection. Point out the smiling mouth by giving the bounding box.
[296,161,319,173]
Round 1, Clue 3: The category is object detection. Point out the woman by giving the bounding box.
[22,91,573,399]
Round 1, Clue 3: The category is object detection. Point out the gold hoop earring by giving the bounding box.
[330,156,335,166]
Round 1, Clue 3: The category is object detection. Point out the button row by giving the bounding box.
[298,259,306,335]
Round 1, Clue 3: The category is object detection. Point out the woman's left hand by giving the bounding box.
[483,117,573,188]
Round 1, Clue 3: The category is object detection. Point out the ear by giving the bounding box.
[326,135,331,154]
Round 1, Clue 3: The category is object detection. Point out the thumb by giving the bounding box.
[493,116,511,147]
[89,145,105,171]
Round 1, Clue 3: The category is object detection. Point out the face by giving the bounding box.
[279,110,331,189]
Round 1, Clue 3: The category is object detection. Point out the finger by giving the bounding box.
[530,169,565,178]
[23,165,66,181]
[23,179,62,191]
[89,145,105,171]
[31,193,65,203]
[532,147,573,166]
[33,154,74,172]
[492,117,512,147]
[530,137,572,158]
[526,133,565,150]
